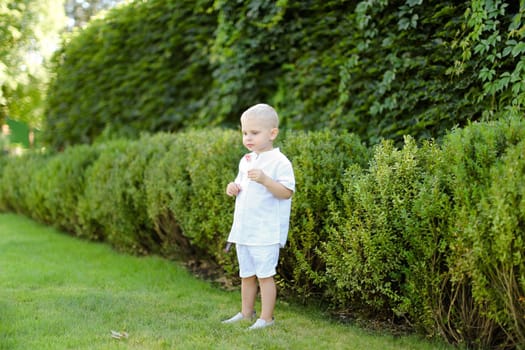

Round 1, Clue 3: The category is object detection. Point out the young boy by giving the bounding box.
[223,103,295,330]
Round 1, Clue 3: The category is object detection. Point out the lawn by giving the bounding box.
[0,213,458,349]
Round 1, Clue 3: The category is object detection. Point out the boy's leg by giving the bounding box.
[241,276,257,317]
[258,276,276,322]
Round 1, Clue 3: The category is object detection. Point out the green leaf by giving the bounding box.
[511,42,525,57]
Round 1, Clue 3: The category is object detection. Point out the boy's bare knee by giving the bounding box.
[257,276,275,284]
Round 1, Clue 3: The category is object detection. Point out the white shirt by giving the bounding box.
[227,148,295,247]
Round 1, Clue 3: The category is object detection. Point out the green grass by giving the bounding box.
[0,213,458,349]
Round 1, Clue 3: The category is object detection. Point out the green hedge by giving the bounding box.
[279,130,370,300]
[436,116,525,348]
[1,120,524,348]
[0,152,49,215]
[33,145,100,234]
[143,132,196,259]
[322,137,447,329]
[76,135,177,254]
[143,129,244,270]
[319,116,525,348]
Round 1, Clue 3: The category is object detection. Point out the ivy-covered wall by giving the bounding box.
[44,1,525,149]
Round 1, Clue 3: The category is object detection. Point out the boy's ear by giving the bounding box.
[270,127,279,140]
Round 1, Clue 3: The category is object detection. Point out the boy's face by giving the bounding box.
[241,116,278,154]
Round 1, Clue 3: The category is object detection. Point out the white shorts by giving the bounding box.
[236,244,280,278]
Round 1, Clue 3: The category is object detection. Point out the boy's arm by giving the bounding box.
[247,169,293,199]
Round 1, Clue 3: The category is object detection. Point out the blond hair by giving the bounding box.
[240,103,279,128]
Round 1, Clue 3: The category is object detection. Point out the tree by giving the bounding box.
[0,0,66,128]
[64,0,125,29]
[0,0,124,129]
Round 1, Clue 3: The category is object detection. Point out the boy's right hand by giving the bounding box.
[226,182,241,197]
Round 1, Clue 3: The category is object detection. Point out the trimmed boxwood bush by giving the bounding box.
[322,137,447,327]
[143,129,244,269]
[76,139,132,243]
[179,129,244,261]
[143,132,194,259]
[76,134,175,254]
[32,145,100,233]
[0,156,8,211]
[0,152,49,215]
[435,116,525,348]
[482,140,525,348]
[278,130,370,300]
[318,116,525,347]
